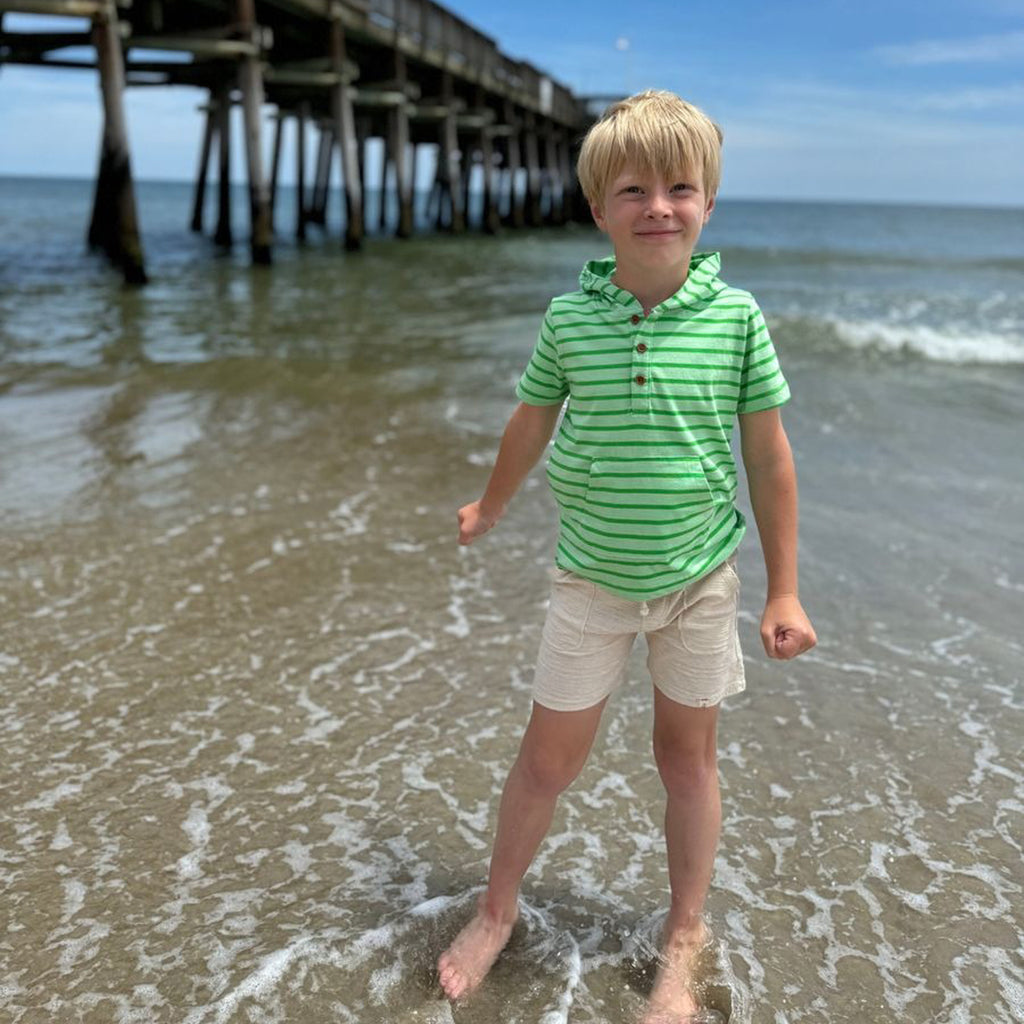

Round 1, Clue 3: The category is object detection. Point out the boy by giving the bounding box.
[438,90,816,1021]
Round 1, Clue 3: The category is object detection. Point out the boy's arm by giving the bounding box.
[738,407,817,660]
[458,400,563,546]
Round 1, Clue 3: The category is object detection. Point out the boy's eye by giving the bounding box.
[672,183,693,192]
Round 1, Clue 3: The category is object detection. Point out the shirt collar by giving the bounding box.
[578,251,724,315]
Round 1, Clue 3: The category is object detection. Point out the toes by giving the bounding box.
[442,975,466,1000]
[437,962,465,1000]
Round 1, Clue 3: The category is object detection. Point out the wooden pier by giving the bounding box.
[0,0,597,282]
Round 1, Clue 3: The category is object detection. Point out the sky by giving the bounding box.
[1,0,1022,206]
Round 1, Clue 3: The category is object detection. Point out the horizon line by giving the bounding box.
[1,172,1022,214]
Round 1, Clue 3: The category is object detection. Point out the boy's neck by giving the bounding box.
[611,258,692,315]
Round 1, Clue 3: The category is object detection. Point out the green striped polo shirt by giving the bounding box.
[515,251,790,600]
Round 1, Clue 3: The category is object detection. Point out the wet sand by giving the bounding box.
[2,190,1023,1022]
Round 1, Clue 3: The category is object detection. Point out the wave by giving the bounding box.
[721,246,1024,274]
[773,314,1024,366]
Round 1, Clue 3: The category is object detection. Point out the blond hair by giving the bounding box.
[577,90,723,207]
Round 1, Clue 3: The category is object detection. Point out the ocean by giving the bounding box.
[1,176,1022,1023]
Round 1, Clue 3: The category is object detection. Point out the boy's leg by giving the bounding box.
[438,697,607,1000]
[644,688,720,1021]
[653,689,720,934]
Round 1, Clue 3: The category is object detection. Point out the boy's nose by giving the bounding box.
[645,194,672,217]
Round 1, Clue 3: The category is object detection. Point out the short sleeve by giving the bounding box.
[515,305,569,406]
[737,300,790,413]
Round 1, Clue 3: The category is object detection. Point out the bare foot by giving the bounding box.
[641,919,710,1023]
[437,895,518,1000]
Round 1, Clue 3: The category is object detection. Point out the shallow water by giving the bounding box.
[1,180,1023,1023]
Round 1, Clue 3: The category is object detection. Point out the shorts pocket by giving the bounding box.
[543,571,597,651]
[583,457,717,567]
[679,561,740,655]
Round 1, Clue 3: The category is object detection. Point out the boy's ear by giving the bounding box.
[590,202,607,231]
[703,195,716,224]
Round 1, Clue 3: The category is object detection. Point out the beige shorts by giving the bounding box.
[532,558,746,712]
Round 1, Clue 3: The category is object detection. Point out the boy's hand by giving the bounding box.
[457,500,503,546]
[760,595,817,660]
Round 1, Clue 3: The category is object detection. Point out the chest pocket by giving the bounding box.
[583,457,717,567]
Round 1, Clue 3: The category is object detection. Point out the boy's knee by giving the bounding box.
[515,745,585,798]
[652,739,717,798]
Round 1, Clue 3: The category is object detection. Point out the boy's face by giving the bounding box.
[590,165,715,276]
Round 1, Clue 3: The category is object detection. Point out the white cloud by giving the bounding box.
[874,30,1024,65]
[910,82,1024,111]
[726,76,1024,128]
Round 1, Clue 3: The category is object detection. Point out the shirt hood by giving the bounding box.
[578,251,726,315]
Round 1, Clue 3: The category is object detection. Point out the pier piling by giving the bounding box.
[476,87,499,235]
[545,128,561,224]
[214,84,233,248]
[523,112,543,228]
[390,53,413,238]
[329,10,363,250]
[295,102,308,241]
[235,0,271,263]
[87,0,146,284]
[310,122,332,227]
[502,100,525,228]
[438,71,465,233]
[191,103,215,233]
[268,110,284,233]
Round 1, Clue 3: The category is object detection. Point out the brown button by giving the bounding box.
[635,375,647,385]
[636,343,647,353]
[630,314,641,325]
